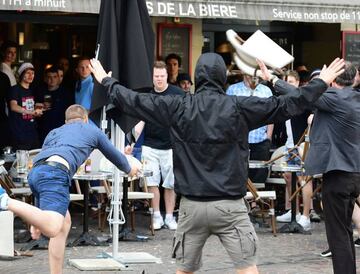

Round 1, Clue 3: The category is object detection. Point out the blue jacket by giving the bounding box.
[34,121,131,177]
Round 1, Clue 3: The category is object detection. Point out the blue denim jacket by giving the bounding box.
[34,121,131,177]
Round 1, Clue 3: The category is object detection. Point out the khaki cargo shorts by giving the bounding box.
[172,197,258,273]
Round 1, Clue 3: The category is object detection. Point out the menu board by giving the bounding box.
[342,31,360,67]
[157,23,192,74]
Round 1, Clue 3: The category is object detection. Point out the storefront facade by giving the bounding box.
[0,0,359,74]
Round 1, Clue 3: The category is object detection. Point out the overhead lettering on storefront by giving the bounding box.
[273,8,360,22]
[146,1,238,18]
[0,0,360,24]
[144,1,360,23]
[1,0,66,9]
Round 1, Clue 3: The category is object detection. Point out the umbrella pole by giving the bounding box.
[112,123,125,257]
[101,106,107,133]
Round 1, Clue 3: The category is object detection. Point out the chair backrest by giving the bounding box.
[29,149,41,157]
[226,29,294,76]
[270,145,286,165]
[0,163,16,194]
[89,149,104,172]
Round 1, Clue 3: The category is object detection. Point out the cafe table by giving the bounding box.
[11,170,114,248]
[68,171,113,246]
[271,164,310,234]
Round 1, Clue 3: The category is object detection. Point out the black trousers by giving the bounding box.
[322,170,360,274]
[248,139,271,184]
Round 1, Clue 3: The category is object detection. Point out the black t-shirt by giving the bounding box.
[8,84,38,142]
[143,84,184,149]
[36,85,72,144]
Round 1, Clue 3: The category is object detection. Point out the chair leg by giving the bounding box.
[148,207,154,236]
[270,199,277,236]
[130,202,136,232]
[100,205,108,231]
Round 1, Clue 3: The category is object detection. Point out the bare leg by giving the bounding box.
[283,172,292,209]
[148,186,160,212]
[301,179,313,217]
[7,198,64,237]
[164,188,176,215]
[30,225,41,240]
[49,211,71,274]
[283,173,299,212]
[236,265,259,274]
[352,202,360,235]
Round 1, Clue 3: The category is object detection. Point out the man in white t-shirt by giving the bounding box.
[0,40,17,86]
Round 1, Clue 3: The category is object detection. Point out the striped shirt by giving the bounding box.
[226,81,272,143]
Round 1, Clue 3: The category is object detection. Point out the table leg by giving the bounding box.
[117,177,149,241]
[278,171,311,234]
[119,177,134,240]
[270,200,277,236]
[68,181,108,246]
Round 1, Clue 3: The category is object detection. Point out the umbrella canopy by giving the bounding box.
[90,0,154,133]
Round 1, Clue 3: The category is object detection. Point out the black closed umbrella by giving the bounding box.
[90,0,154,133]
[89,0,156,257]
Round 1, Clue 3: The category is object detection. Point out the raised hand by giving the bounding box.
[128,166,140,178]
[318,58,345,85]
[256,59,271,81]
[124,145,133,155]
[89,59,112,84]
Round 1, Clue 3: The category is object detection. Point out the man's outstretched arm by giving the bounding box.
[240,58,345,130]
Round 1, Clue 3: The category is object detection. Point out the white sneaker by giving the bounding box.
[276,210,301,222]
[153,216,164,230]
[164,217,177,230]
[297,215,311,231]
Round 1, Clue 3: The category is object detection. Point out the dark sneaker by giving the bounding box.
[0,186,9,210]
[309,209,321,222]
[320,248,332,257]
[354,238,360,247]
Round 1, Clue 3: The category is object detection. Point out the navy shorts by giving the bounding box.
[28,164,71,217]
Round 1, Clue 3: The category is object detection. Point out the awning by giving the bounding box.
[146,0,360,23]
[0,0,101,14]
[1,0,360,23]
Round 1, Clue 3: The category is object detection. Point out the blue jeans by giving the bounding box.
[28,164,71,216]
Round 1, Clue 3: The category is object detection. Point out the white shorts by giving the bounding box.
[142,146,175,189]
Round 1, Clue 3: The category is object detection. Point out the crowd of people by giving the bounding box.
[0,35,359,274]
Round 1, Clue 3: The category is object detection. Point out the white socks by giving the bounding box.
[154,211,162,218]
[154,212,174,221]
[165,214,173,221]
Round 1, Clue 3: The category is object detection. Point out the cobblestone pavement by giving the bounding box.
[1,211,360,274]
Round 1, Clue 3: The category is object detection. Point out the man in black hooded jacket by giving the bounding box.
[89,54,344,274]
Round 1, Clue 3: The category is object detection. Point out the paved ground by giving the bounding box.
[1,210,360,274]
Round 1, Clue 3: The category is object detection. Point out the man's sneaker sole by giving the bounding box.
[320,250,332,257]
[153,219,164,230]
[309,211,321,223]
[163,224,177,230]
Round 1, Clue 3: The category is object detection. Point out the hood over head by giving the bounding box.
[194,53,227,94]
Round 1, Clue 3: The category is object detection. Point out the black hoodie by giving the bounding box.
[103,53,328,200]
